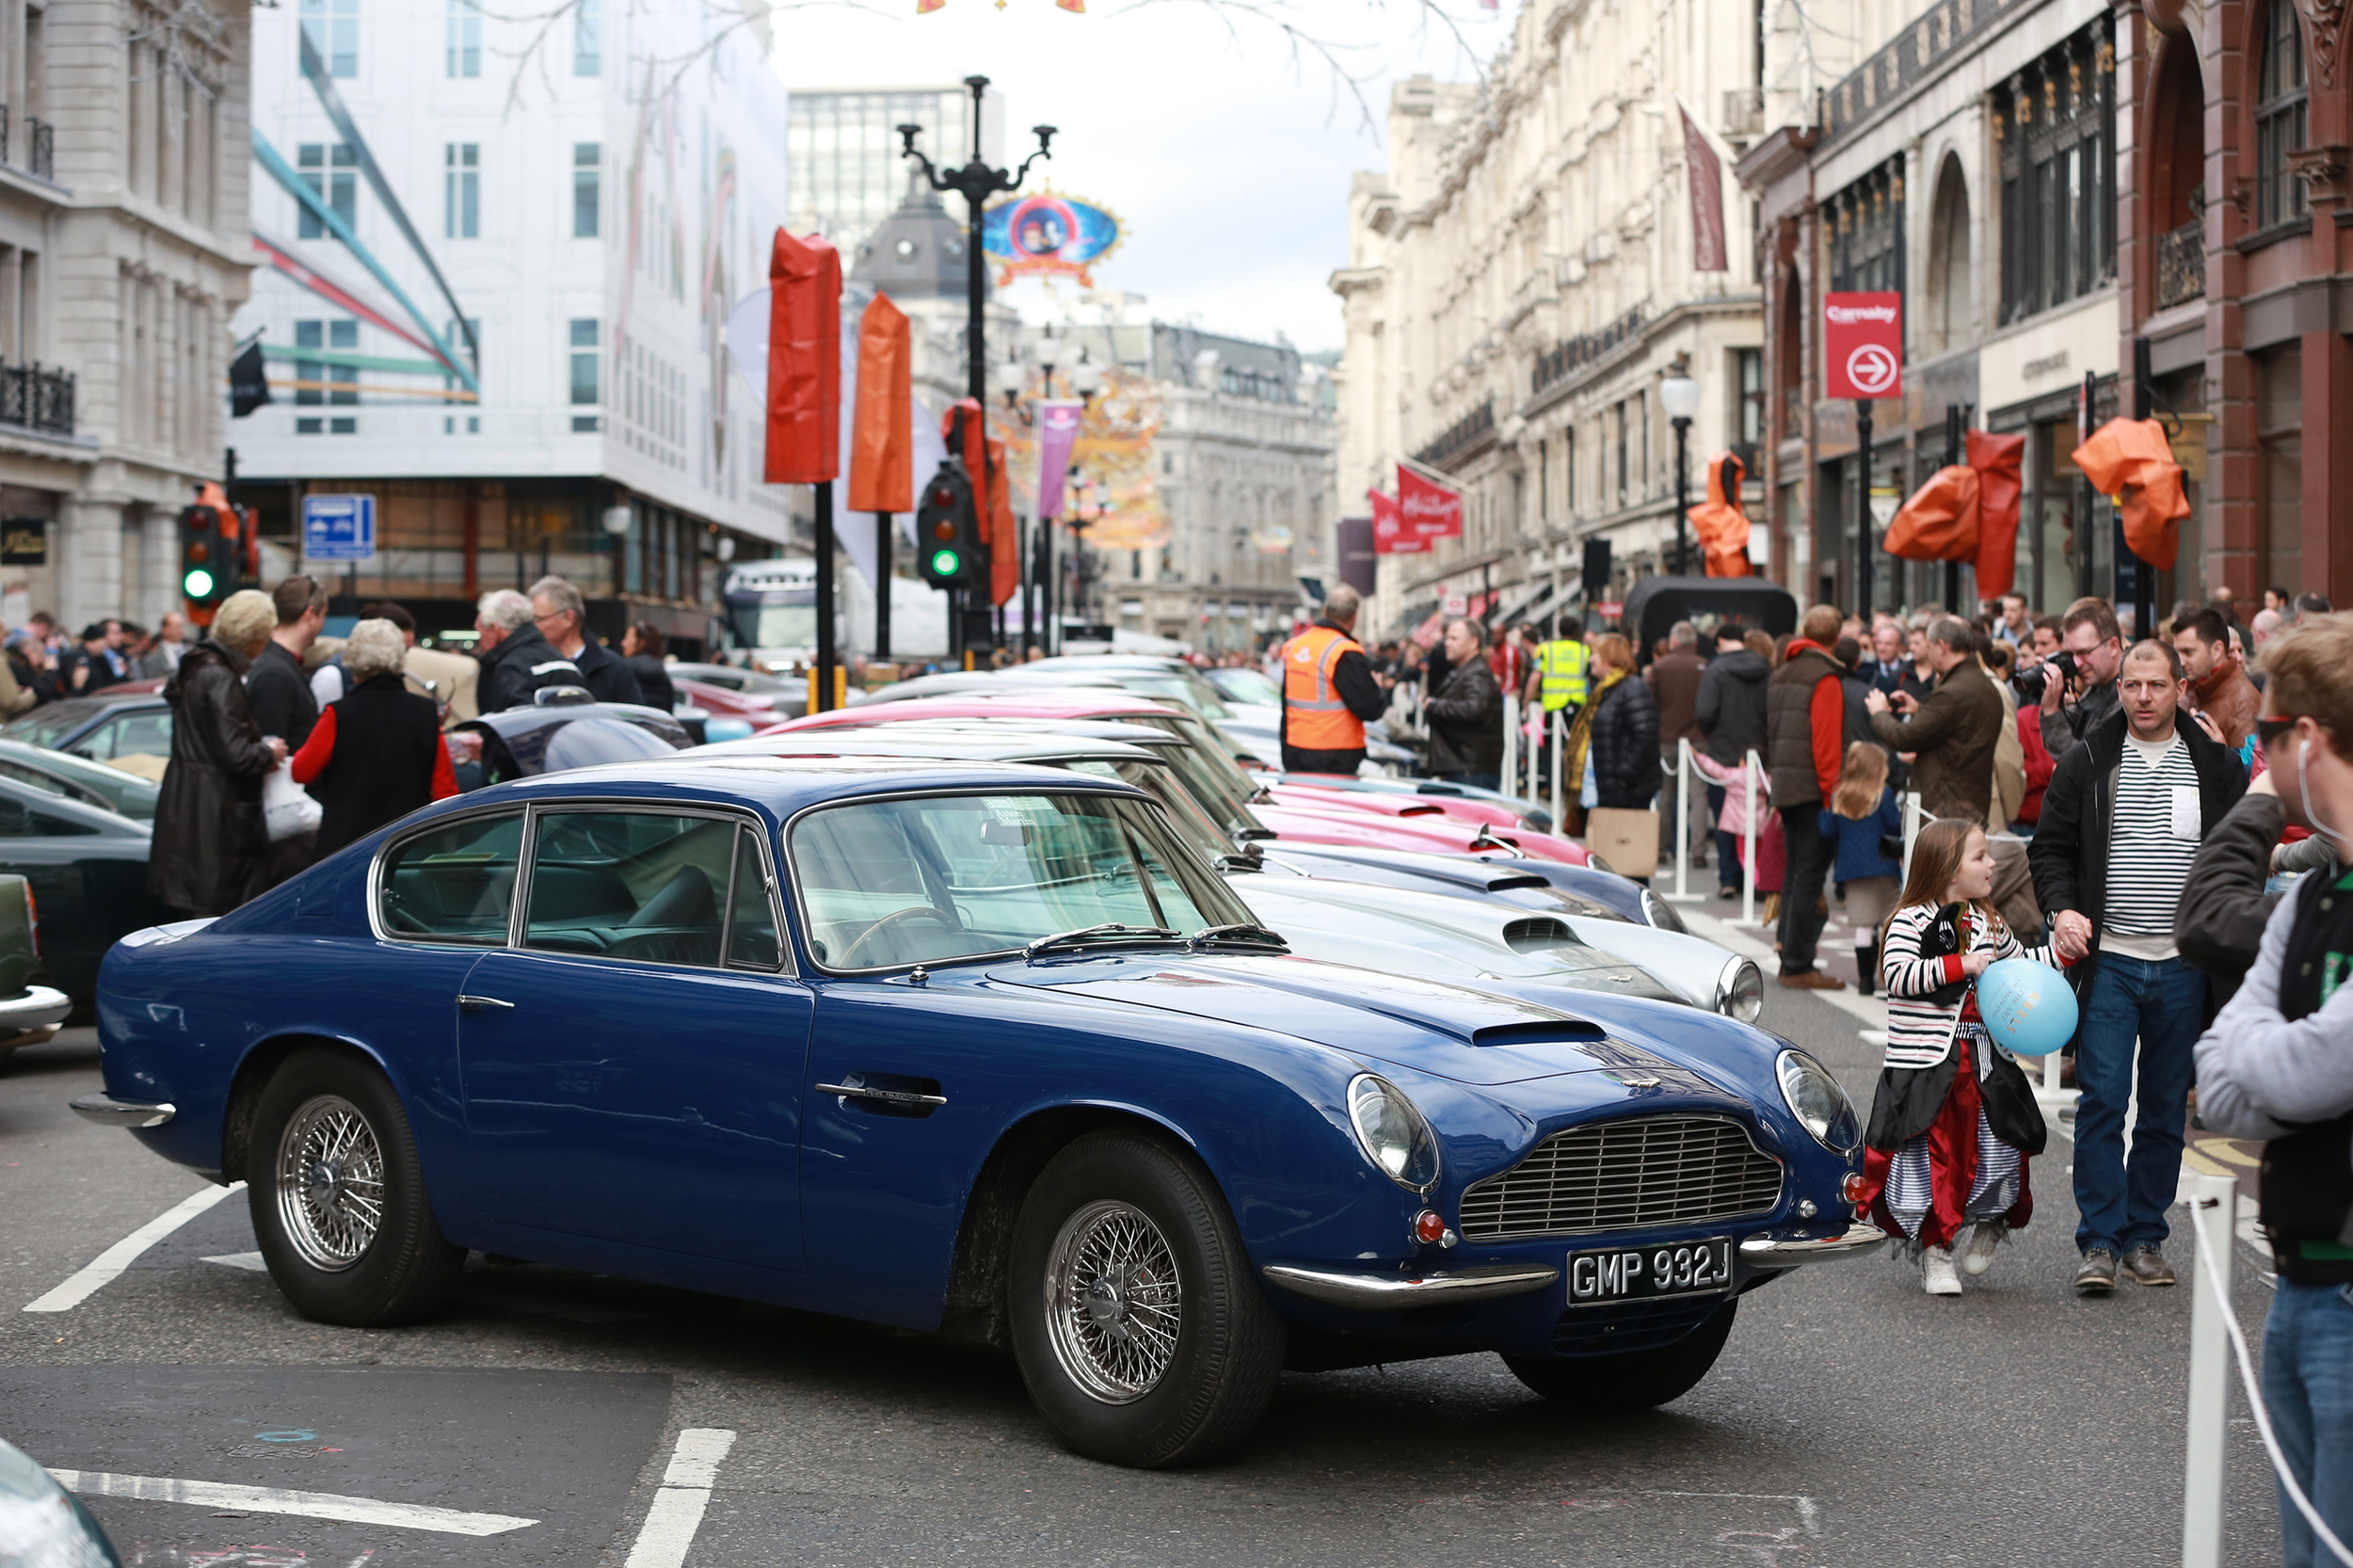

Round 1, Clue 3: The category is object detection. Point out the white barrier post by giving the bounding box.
[1900,790,1922,883]
[1669,740,1703,903]
[1501,693,1519,805]
[1550,708,1564,828]
[2182,1173,2237,1568]
[1738,747,1760,927]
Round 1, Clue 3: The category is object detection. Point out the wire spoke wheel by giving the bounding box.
[274,1094,386,1272]
[1045,1199,1185,1404]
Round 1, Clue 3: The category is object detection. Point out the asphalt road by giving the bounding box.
[0,967,2288,1568]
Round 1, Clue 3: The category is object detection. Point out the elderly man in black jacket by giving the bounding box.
[529,574,643,707]
[474,588,583,712]
[149,590,286,917]
[1424,617,1503,788]
[2029,638,2248,1295]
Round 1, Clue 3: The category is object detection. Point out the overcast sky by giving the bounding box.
[768,0,1511,353]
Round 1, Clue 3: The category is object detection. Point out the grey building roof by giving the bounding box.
[847,171,988,302]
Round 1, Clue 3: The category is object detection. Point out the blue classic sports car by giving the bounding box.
[76,759,1881,1467]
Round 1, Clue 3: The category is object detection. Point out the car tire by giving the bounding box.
[1503,1297,1737,1410]
[248,1046,462,1327]
[1008,1128,1287,1468]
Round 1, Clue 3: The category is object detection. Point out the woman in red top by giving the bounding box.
[290,618,457,858]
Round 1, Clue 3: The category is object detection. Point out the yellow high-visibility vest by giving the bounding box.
[1537,639,1590,711]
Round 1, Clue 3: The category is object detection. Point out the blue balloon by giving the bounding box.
[1976,957,2078,1058]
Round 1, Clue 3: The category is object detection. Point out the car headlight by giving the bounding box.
[1776,1048,1861,1152]
[1714,955,1765,1023]
[1639,888,1689,934]
[1346,1073,1441,1192]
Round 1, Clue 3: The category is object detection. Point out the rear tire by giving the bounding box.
[248,1046,461,1326]
[1504,1297,1737,1410]
[1008,1129,1287,1467]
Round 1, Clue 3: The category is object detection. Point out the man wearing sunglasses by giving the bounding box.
[2194,614,2353,1568]
[2031,636,2248,1295]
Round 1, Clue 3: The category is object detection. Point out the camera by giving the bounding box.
[2049,648,2079,688]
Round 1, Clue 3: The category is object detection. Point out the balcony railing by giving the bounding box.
[0,106,55,182]
[1531,302,1647,396]
[1412,398,1495,472]
[2154,219,2204,310]
[0,361,75,436]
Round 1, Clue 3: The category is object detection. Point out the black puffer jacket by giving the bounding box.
[1424,657,1502,776]
[149,640,278,915]
[1590,673,1662,808]
[1694,648,1769,764]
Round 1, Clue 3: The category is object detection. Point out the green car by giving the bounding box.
[0,867,72,1052]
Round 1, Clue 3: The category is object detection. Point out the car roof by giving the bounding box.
[407,754,1145,824]
[693,728,1160,765]
[786,693,1182,729]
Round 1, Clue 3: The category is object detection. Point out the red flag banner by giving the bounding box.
[846,292,912,513]
[1369,488,1427,554]
[763,229,840,484]
[1678,102,1728,273]
[1823,292,1903,401]
[1398,464,1463,539]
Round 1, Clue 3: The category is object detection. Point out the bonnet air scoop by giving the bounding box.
[1468,1018,1608,1047]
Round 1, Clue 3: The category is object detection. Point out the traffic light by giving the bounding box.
[179,504,229,607]
[916,458,981,588]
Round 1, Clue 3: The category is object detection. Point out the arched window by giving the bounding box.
[2256,0,2309,230]
[1924,156,1972,355]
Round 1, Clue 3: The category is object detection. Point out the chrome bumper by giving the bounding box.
[0,984,72,1034]
[1738,1222,1890,1267]
[69,1094,176,1129]
[1261,1261,1561,1309]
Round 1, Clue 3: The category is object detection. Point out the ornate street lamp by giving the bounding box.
[1659,358,1702,576]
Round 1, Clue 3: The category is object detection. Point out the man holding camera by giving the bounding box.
[2040,598,2126,763]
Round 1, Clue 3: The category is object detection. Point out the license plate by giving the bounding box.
[1565,1237,1734,1305]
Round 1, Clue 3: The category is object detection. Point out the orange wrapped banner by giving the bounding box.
[2071,417,2190,570]
[1967,429,2025,599]
[846,293,912,513]
[1687,452,1753,576]
[762,229,840,485]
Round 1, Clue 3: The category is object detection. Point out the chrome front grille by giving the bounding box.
[1458,1115,1784,1240]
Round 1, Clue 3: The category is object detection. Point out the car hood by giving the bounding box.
[988,951,1693,1086]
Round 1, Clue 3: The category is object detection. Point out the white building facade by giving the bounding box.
[230,0,788,647]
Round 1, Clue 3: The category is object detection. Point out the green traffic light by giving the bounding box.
[182,568,215,600]
[929,548,960,578]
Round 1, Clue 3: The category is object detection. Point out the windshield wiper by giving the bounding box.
[1185,922,1289,952]
[1023,923,1179,958]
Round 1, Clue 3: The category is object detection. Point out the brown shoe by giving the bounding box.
[1778,970,1847,991]
[2122,1245,2177,1287]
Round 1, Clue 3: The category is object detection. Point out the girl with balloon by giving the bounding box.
[1853,817,2076,1295]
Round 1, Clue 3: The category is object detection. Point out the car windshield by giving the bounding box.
[1061,759,1235,865]
[1207,667,1282,706]
[2,704,98,749]
[791,791,1254,971]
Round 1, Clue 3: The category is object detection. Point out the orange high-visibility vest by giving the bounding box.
[1281,624,1367,750]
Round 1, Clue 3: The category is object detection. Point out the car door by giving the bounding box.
[456,804,811,1272]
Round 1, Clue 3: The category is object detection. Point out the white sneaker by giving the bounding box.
[1962,1221,2007,1276]
[1921,1248,1962,1296]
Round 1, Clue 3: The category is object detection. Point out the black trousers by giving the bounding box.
[1281,744,1366,776]
[1777,803,1833,975]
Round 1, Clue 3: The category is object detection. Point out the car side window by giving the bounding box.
[523,809,734,968]
[0,759,75,802]
[378,812,525,942]
[725,824,783,970]
[72,711,172,764]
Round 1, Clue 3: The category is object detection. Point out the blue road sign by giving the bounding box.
[302,494,376,562]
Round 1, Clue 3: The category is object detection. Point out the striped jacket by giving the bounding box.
[1881,901,2063,1070]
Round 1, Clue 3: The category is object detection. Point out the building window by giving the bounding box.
[1736,347,1766,448]
[294,319,358,426]
[2256,1,2310,232]
[573,143,600,238]
[1996,31,2116,323]
[569,318,600,407]
[296,144,357,239]
[1827,158,1905,301]
[574,0,601,75]
[445,144,479,238]
[446,0,479,77]
[2257,343,2302,591]
[300,0,359,77]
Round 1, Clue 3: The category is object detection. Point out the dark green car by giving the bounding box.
[0,863,72,1052]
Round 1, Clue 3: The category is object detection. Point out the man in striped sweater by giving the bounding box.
[2030,639,2248,1294]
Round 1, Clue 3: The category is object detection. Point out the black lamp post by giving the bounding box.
[897,79,1056,403]
[1659,358,1701,575]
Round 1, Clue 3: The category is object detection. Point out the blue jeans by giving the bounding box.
[2072,952,2205,1255]
[2265,1279,2353,1566]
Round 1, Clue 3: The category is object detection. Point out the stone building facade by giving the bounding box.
[0,0,254,632]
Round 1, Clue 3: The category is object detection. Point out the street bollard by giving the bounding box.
[2183,1172,2236,1568]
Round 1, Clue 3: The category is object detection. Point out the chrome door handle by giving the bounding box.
[456,995,515,1012]
[816,1082,948,1108]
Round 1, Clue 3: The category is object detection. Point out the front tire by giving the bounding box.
[1505,1297,1737,1410]
[248,1047,461,1326]
[1008,1129,1286,1467]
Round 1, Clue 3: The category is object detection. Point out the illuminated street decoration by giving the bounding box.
[980,191,1123,286]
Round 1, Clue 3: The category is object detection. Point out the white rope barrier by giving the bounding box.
[2184,1176,2353,1568]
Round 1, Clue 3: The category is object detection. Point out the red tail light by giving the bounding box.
[24,882,37,961]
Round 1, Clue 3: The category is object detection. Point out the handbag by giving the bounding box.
[1879,832,1906,862]
[263,759,322,843]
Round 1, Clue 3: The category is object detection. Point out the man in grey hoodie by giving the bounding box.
[1695,623,1769,897]
[2193,614,2353,1568]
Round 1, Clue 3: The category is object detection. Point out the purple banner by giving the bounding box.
[1035,400,1083,518]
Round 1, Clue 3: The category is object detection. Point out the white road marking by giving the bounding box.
[203,1252,268,1272]
[24,1182,245,1312]
[624,1428,737,1568]
[46,1469,537,1536]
